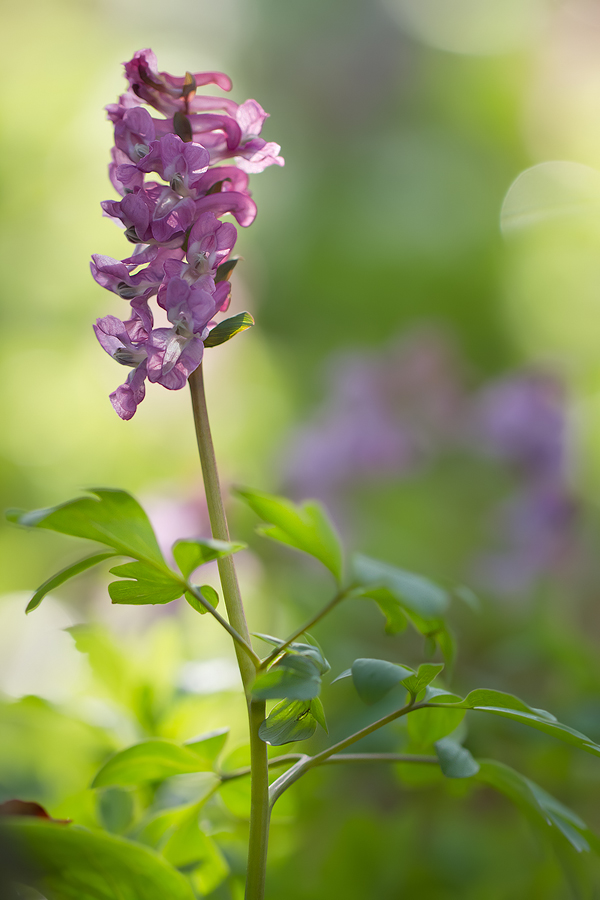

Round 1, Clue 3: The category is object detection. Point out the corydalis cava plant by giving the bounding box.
[92,48,283,419]
[4,49,600,900]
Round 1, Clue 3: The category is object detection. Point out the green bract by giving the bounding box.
[204,311,254,347]
[252,654,322,701]
[259,699,326,745]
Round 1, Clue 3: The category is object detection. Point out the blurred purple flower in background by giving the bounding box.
[281,330,580,598]
[283,328,465,500]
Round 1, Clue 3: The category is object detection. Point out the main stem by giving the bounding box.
[189,364,269,900]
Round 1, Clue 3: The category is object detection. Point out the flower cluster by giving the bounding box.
[92,49,283,419]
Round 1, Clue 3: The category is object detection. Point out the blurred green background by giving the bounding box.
[4,0,600,896]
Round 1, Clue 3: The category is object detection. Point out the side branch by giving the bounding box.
[186,585,261,667]
[261,586,354,668]
[269,700,430,805]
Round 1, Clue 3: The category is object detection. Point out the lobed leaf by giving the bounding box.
[352,555,449,634]
[234,487,343,581]
[204,311,254,347]
[351,658,414,705]
[25,551,119,613]
[441,689,600,759]
[108,561,184,606]
[477,759,594,854]
[0,818,196,900]
[435,738,479,778]
[252,655,322,701]
[92,739,212,788]
[173,537,245,578]
[184,727,229,763]
[402,663,444,696]
[259,699,320,745]
[11,488,167,568]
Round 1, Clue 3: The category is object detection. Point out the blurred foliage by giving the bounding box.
[4,0,600,897]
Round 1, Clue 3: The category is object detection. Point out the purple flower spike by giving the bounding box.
[93,49,282,417]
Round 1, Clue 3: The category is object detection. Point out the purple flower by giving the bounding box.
[114,106,156,162]
[145,328,204,389]
[90,247,181,306]
[94,49,282,417]
[102,184,196,246]
[135,134,209,194]
[186,212,237,277]
[123,49,232,116]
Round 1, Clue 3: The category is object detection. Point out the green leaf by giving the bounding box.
[407,705,466,747]
[353,554,449,619]
[252,655,322,700]
[184,727,229,763]
[92,739,212,787]
[234,487,343,581]
[310,697,329,733]
[258,699,317,745]
[25,551,119,613]
[185,584,219,614]
[1,818,196,900]
[12,488,167,568]
[476,759,593,854]
[435,738,480,778]
[402,663,444,696]
[108,561,184,606]
[173,537,245,578]
[351,658,414,705]
[204,311,254,347]
[444,690,600,759]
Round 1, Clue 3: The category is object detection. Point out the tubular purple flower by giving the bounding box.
[90,248,180,303]
[114,107,156,162]
[136,134,210,194]
[145,328,204,389]
[123,49,232,115]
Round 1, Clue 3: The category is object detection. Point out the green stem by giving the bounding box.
[189,364,255,688]
[246,699,271,900]
[189,364,269,900]
[221,752,436,781]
